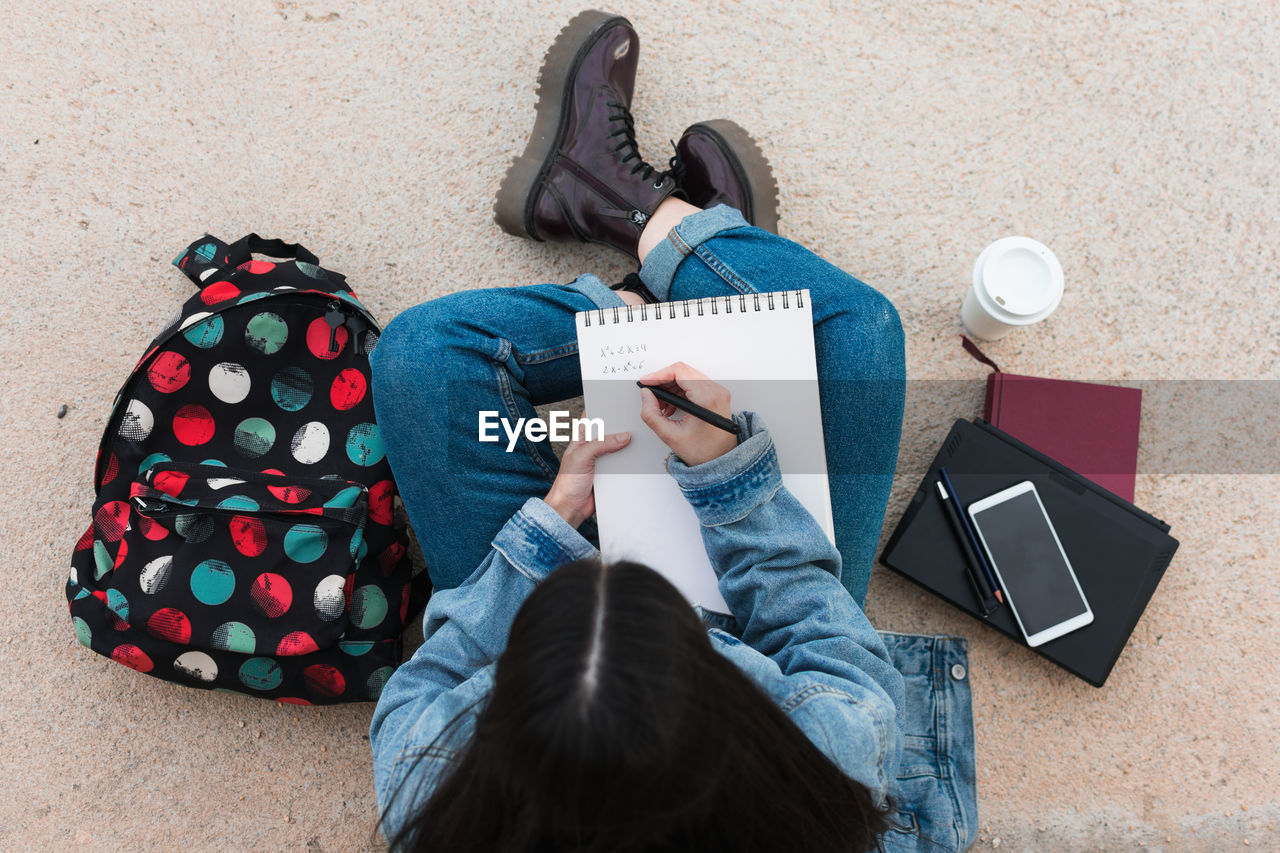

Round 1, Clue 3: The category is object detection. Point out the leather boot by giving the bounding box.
[669,120,780,233]
[495,10,677,259]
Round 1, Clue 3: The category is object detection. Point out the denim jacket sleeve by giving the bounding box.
[368,497,598,828]
[666,411,906,803]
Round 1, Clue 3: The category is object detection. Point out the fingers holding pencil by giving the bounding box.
[638,362,738,467]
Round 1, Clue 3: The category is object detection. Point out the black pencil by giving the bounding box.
[636,382,739,435]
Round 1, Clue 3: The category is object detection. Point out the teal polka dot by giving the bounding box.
[72,586,91,601]
[367,666,395,699]
[283,524,328,563]
[191,559,235,605]
[238,657,283,691]
[175,513,214,543]
[245,312,288,354]
[183,315,224,348]
[194,242,217,262]
[93,541,113,580]
[200,459,227,467]
[325,486,364,509]
[211,621,256,653]
[138,452,171,474]
[295,261,327,279]
[349,528,365,560]
[105,588,129,621]
[234,417,276,458]
[236,291,271,305]
[271,367,312,412]
[73,616,92,647]
[346,423,385,466]
[338,640,375,656]
[216,494,259,511]
[351,585,388,629]
[354,538,368,562]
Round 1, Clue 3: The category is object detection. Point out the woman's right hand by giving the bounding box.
[638,362,738,467]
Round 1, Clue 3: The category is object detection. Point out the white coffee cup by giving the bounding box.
[961,237,1064,340]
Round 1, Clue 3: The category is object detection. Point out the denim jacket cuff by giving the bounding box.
[491,497,599,582]
[666,411,783,527]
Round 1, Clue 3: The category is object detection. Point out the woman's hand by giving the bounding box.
[543,431,632,528]
[638,362,738,467]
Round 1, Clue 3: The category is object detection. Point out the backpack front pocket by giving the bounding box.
[99,461,369,663]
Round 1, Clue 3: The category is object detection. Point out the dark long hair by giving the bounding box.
[383,558,892,852]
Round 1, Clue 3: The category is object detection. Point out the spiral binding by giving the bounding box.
[582,289,806,327]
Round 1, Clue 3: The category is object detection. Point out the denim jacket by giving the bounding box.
[370,414,978,852]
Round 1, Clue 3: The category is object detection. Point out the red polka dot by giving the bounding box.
[75,523,94,551]
[303,664,346,698]
[137,515,170,541]
[368,481,395,525]
[276,697,313,706]
[153,469,190,497]
[306,317,348,360]
[112,537,129,570]
[239,260,276,274]
[94,501,130,542]
[147,351,192,394]
[250,573,293,618]
[111,644,154,673]
[267,484,312,504]
[147,608,192,644]
[329,368,367,410]
[230,515,267,557]
[379,541,406,577]
[343,574,356,612]
[200,281,241,304]
[277,631,319,656]
[400,583,412,624]
[173,405,216,446]
[100,453,120,487]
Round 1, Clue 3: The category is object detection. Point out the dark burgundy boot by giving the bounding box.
[494,10,678,259]
[670,120,780,233]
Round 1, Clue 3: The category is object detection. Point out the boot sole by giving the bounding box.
[494,9,631,240]
[685,119,781,233]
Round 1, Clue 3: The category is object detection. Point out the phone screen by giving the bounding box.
[970,490,1087,636]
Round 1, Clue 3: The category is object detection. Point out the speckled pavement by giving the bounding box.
[2,1,1276,850]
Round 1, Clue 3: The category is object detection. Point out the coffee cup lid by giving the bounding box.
[973,237,1063,321]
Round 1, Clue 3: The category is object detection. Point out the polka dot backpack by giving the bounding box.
[66,234,425,705]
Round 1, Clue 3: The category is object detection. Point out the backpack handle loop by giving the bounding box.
[226,234,320,267]
[172,234,320,289]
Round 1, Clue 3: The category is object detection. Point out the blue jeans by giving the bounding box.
[371,206,905,605]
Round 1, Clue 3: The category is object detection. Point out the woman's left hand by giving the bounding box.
[543,431,632,528]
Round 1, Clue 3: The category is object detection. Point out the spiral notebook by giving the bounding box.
[575,290,833,612]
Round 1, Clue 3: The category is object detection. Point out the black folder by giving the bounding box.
[880,419,1179,687]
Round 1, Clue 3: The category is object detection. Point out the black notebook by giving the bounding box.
[880,419,1179,687]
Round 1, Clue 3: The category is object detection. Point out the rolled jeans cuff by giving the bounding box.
[638,204,752,301]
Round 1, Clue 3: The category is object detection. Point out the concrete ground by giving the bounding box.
[2,1,1277,850]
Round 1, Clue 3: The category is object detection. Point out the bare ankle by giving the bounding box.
[637,198,703,264]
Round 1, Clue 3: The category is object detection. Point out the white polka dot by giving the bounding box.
[174,651,218,682]
[139,555,172,594]
[199,267,218,282]
[291,422,330,464]
[313,575,346,621]
[206,477,245,490]
[209,362,251,404]
[179,311,213,331]
[118,400,154,441]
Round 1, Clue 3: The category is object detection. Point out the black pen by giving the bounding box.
[636,381,739,435]
[936,480,1000,616]
[939,466,1003,603]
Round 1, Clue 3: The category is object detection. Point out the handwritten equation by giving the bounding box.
[597,342,647,375]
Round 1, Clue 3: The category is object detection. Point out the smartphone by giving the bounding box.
[967,481,1093,647]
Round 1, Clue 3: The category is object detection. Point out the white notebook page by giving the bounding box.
[575,290,833,613]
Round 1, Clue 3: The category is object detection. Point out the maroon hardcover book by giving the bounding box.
[984,373,1143,502]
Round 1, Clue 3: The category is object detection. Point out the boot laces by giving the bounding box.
[607,101,670,188]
